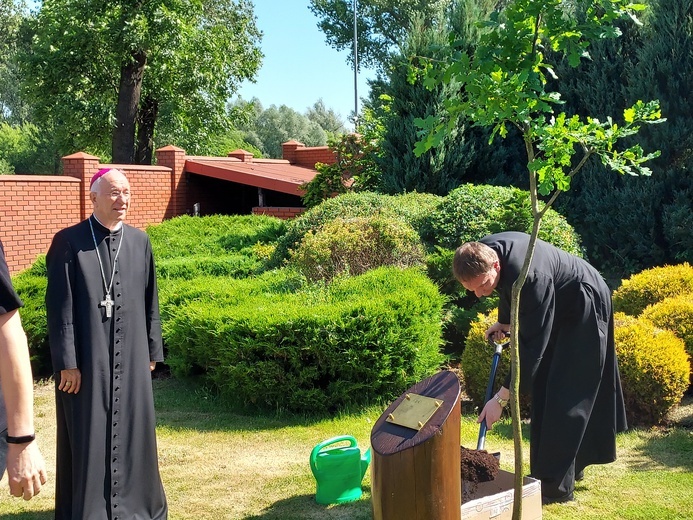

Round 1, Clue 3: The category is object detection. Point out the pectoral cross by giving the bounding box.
[100,294,114,318]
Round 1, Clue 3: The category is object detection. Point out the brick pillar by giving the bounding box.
[228,149,254,162]
[281,140,304,164]
[155,145,187,218]
[62,152,100,221]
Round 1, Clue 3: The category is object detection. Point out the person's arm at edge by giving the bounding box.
[0,309,47,499]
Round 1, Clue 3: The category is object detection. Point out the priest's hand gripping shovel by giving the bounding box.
[476,334,509,460]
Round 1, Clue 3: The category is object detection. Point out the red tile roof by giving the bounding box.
[184,156,318,196]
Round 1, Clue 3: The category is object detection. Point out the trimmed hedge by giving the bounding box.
[462,310,689,427]
[614,313,689,426]
[420,184,584,256]
[640,295,693,385]
[11,261,51,376]
[290,216,426,283]
[613,263,693,316]
[269,191,442,267]
[147,214,286,260]
[163,267,445,413]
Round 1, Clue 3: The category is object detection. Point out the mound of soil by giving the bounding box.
[461,446,500,502]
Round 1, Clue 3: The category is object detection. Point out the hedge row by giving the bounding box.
[162,267,445,413]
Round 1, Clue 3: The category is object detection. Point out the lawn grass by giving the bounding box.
[1,376,691,519]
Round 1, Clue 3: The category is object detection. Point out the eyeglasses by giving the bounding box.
[106,190,131,200]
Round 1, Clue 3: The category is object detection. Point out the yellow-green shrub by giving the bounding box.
[461,311,531,416]
[641,295,693,385]
[614,313,689,426]
[461,311,510,408]
[613,263,693,316]
[290,216,425,283]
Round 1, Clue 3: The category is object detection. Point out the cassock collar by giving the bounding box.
[90,214,123,235]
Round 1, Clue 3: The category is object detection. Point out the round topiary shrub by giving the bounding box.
[640,295,693,385]
[269,191,441,268]
[614,312,690,427]
[290,215,426,283]
[613,263,693,316]
[420,184,583,256]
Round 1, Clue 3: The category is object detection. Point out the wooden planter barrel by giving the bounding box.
[370,370,461,520]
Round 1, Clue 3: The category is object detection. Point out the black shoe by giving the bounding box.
[542,491,574,505]
[575,469,585,481]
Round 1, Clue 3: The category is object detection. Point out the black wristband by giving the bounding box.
[6,433,35,444]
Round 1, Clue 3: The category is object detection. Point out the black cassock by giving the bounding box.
[46,216,167,520]
[481,232,627,498]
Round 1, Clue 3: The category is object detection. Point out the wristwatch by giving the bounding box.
[494,393,508,408]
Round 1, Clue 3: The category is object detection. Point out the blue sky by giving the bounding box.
[236,0,376,128]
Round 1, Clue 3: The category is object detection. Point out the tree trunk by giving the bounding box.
[135,95,158,165]
[112,50,147,164]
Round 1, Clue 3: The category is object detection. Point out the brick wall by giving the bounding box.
[281,140,336,168]
[0,175,81,274]
[1,155,178,275]
[2,140,333,274]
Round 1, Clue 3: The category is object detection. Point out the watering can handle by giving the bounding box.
[310,435,358,473]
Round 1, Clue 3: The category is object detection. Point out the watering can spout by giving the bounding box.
[361,447,371,480]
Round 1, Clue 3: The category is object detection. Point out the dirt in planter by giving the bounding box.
[461,446,500,502]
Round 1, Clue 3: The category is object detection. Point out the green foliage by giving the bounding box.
[551,0,693,276]
[19,0,262,162]
[147,214,286,261]
[305,99,347,136]
[11,266,50,376]
[614,312,689,426]
[376,17,476,196]
[612,263,693,316]
[0,121,58,174]
[290,216,426,283]
[156,254,264,281]
[300,133,381,208]
[641,295,693,378]
[308,0,451,72]
[270,191,442,267]
[164,267,445,413]
[421,184,584,255]
[247,103,327,159]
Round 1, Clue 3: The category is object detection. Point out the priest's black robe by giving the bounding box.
[46,216,167,520]
[480,231,627,499]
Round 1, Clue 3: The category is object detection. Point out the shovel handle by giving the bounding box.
[476,335,508,450]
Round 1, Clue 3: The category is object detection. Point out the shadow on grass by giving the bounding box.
[152,374,387,434]
[634,427,693,473]
[0,511,54,520]
[243,490,372,520]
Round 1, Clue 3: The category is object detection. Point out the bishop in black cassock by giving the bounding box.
[454,231,627,504]
[46,168,167,519]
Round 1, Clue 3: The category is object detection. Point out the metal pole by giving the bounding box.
[353,0,358,124]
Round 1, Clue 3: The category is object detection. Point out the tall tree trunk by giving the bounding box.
[135,95,158,165]
[112,50,147,164]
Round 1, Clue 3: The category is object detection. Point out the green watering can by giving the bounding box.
[310,435,371,505]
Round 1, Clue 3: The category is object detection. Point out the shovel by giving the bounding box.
[476,334,508,458]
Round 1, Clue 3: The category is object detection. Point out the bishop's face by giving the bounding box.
[91,171,131,229]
